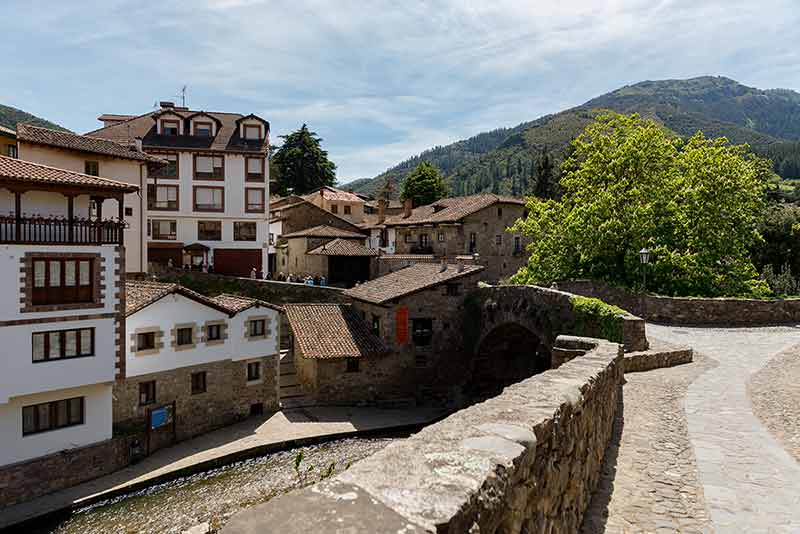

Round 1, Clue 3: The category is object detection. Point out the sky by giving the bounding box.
[3,0,799,182]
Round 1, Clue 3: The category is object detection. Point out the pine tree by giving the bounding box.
[401,162,447,207]
[535,149,555,199]
[271,124,336,195]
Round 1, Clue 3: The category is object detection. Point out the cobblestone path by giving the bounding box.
[648,324,800,533]
[582,349,716,533]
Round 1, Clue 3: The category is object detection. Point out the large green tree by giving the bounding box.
[401,161,447,207]
[510,113,772,297]
[271,125,336,195]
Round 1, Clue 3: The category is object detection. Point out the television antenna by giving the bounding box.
[175,85,187,107]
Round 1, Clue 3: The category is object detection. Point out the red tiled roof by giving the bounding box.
[284,304,389,359]
[343,262,484,304]
[282,224,366,239]
[307,238,379,257]
[17,124,166,164]
[125,280,253,316]
[383,194,525,226]
[208,293,282,313]
[304,186,363,203]
[86,109,269,154]
[0,155,139,193]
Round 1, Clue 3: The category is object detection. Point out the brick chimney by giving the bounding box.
[160,101,175,109]
[134,137,143,152]
[403,198,412,218]
[378,198,387,224]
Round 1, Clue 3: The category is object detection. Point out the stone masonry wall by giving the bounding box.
[558,279,800,326]
[223,337,624,534]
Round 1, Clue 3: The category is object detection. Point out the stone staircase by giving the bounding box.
[278,350,313,408]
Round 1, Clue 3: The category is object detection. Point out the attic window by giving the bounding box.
[243,125,261,140]
[433,204,445,213]
[194,122,212,137]
[161,119,180,136]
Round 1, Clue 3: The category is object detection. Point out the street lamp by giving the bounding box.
[639,248,650,290]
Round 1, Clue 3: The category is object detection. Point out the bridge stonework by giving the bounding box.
[223,337,624,534]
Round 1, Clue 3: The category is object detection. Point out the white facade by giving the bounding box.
[367,227,396,254]
[0,190,121,467]
[126,292,279,378]
[147,151,270,271]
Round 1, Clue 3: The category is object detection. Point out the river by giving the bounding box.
[30,437,395,534]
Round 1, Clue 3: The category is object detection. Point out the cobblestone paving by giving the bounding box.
[581,350,716,534]
[749,343,800,463]
[649,324,800,534]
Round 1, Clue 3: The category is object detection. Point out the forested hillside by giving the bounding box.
[350,77,800,199]
[0,104,69,132]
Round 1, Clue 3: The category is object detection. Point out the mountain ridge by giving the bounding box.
[0,104,70,133]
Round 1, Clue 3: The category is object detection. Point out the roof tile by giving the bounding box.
[0,155,139,193]
[307,238,379,257]
[282,224,366,239]
[383,193,525,226]
[284,304,388,359]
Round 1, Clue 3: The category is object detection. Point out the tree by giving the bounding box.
[401,161,447,207]
[271,125,336,196]
[510,113,772,297]
[534,149,555,198]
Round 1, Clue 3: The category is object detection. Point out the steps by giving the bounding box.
[278,350,312,408]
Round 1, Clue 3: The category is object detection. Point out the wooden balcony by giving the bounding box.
[0,214,124,245]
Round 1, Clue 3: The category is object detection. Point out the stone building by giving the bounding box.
[117,280,280,450]
[381,194,530,282]
[303,185,366,225]
[277,224,375,286]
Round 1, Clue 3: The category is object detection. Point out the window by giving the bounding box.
[32,328,94,362]
[197,220,222,241]
[22,397,84,436]
[419,234,429,247]
[207,324,222,341]
[249,319,266,337]
[161,119,180,136]
[234,221,257,241]
[412,318,433,347]
[139,381,156,406]
[124,207,133,216]
[176,327,193,346]
[469,232,477,253]
[31,258,93,306]
[247,361,261,381]
[246,157,265,181]
[194,186,224,212]
[346,358,360,373]
[446,283,460,296]
[514,236,522,254]
[191,372,207,394]
[194,155,225,180]
[84,161,99,176]
[152,220,177,240]
[495,234,502,245]
[437,232,445,242]
[243,124,261,140]
[269,233,275,245]
[194,122,212,137]
[371,314,381,336]
[136,332,156,351]
[497,207,503,218]
[344,205,351,215]
[7,144,17,158]
[331,204,338,214]
[152,154,178,179]
[245,188,265,213]
[148,184,179,210]
[404,233,413,243]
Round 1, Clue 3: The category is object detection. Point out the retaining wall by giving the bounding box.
[223,337,624,534]
[557,280,800,326]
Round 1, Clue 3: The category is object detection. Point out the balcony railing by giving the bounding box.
[0,214,124,245]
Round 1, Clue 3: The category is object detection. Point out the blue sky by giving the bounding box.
[3,0,799,182]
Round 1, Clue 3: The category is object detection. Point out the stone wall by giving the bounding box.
[113,357,277,448]
[222,337,624,534]
[557,279,800,326]
[139,270,349,305]
[0,434,138,508]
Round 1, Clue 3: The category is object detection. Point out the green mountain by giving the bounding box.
[351,76,800,199]
[0,104,70,132]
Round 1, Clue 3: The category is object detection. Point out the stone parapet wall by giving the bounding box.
[223,337,624,534]
[0,434,137,509]
[558,280,800,326]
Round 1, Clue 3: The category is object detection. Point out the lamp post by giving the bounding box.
[638,248,650,290]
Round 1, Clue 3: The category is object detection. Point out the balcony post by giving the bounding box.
[117,194,125,246]
[94,197,104,244]
[14,191,21,242]
[67,194,74,244]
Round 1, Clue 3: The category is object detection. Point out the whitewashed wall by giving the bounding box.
[0,383,112,466]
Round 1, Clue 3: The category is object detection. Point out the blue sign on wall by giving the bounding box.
[150,407,170,429]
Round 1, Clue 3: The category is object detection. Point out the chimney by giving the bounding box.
[160,101,175,109]
[457,258,465,273]
[378,198,387,224]
[403,198,412,218]
[134,137,143,152]
[439,258,447,272]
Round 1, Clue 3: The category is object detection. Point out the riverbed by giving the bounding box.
[32,437,394,534]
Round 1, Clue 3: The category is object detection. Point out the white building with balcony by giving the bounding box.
[87,102,270,277]
[0,156,136,467]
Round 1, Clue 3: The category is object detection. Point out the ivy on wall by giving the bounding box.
[569,296,627,344]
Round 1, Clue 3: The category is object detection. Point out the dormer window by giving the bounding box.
[162,119,180,136]
[194,122,213,137]
[243,124,261,140]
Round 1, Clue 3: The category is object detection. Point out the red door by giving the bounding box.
[213,249,262,277]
